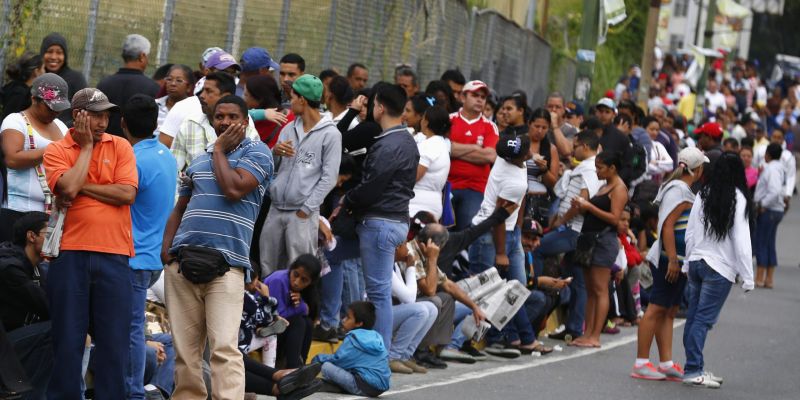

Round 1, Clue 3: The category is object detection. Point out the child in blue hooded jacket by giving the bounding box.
[313,301,390,397]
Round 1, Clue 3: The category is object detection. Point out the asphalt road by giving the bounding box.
[307,200,800,400]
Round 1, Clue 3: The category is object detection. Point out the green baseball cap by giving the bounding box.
[292,74,323,103]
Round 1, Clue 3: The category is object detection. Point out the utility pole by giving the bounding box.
[637,0,661,109]
[574,0,600,109]
[694,0,718,125]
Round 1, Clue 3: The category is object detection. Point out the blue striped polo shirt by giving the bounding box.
[170,137,273,270]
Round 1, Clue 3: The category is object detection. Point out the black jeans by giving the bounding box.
[243,355,279,395]
[277,315,312,368]
[6,321,52,400]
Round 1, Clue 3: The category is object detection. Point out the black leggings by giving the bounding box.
[244,355,279,395]
[277,315,312,368]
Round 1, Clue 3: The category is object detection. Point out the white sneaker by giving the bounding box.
[682,372,722,389]
[706,371,724,384]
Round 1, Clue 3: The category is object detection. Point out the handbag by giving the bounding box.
[330,207,358,240]
[177,245,230,284]
[573,232,599,268]
[573,227,610,268]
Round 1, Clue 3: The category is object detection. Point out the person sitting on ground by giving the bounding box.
[520,218,563,355]
[314,301,391,397]
[387,240,439,374]
[264,254,321,369]
[0,212,52,399]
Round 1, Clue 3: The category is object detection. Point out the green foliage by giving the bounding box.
[591,0,648,100]
[2,0,44,58]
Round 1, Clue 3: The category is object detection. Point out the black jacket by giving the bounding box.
[0,243,48,332]
[96,68,160,136]
[0,80,32,120]
[40,32,88,126]
[437,208,510,276]
[344,125,419,222]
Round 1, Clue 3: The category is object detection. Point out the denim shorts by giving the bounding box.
[590,230,619,268]
[648,257,687,308]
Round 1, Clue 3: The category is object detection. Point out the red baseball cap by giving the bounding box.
[693,122,723,139]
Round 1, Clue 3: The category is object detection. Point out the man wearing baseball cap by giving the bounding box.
[259,74,342,276]
[237,47,280,97]
[42,87,138,399]
[594,97,631,158]
[448,80,500,231]
[693,121,723,163]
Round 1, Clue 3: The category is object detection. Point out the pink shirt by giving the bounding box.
[745,166,759,190]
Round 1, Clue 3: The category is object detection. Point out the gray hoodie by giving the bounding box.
[270,113,342,214]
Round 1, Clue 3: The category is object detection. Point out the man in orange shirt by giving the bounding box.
[42,88,138,399]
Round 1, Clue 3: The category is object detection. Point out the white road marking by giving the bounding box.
[309,321,686,400]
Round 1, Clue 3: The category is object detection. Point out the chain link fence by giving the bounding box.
[4,0,577,106]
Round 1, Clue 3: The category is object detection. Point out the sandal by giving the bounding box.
[532,343,554,355]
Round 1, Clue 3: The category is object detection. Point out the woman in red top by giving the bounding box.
[243,75,288,148]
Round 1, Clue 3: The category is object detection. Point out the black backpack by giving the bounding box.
[620,139,647,187]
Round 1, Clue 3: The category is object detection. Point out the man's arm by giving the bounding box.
[551,125,573,157]
[449,141,480,158]
[344,146,396,209]
[416,241,440,298]
[49,112,95,200]
[441,279,487,323]
[79,184,136,205]
[453,143,497,164]
[212,123,261,201]
[161,195,190,265]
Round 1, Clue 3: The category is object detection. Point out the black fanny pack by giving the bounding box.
[177,246,230,284]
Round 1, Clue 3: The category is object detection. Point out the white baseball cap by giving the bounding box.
[462,80,489,95]
[596,97,617,112]
[678,147,710,171]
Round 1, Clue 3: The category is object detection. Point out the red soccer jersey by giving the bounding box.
[448,111,499,192]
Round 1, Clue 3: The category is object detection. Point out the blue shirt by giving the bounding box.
[130,137,177,270]
[170,138,273,270]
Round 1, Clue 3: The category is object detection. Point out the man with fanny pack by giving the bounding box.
[160,95,273,399]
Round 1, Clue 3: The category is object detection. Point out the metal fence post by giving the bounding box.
[463,6,476,80]
[321,0,338,69]
[275,0,292,57]
[156,0,176,66]
[485,13,497,89]
[348,0,365,68]
[82,0,100,83]
[0,0,11,87]
[225,0,238,53]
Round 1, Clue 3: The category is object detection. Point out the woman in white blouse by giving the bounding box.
[642,116,674,182]
[0,73,69,241]
[409,105,451,220]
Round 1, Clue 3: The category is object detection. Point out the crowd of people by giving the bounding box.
[0,30,796,400]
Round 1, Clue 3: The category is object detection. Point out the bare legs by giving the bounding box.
[636,303,679,361]
[572,266,610,347]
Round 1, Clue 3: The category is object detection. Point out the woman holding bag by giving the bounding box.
[569,151,628,348]
[0,73,69,242]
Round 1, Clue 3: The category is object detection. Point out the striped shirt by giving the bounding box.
[171,112,260,173]
[170,138,273,270]
[558,173,586,233]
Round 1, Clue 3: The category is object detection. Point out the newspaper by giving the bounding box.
[476,280,530,331]
[457,267,531,331]
[456,267,504,302]
[42,208,66,258]
[461,316,493,343]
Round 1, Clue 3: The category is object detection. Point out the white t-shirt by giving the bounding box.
[159,96,200,138]
[705,91,727,114]
[409,135,450,219]
[472,158,527,231]
[155,95,170,134]
[0,113,68,211]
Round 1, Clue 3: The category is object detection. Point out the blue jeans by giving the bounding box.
[47,251,132,400]
[468,227,533,344]
[320,257,363,330]
[6,321,52,400]
[755,210,783,267]
[321,362,364,395]
[448,302,474,349]
[390,302,437,360]
[451,189,484,231]
[564,261,587,336]
[143,333,175,395]
[128,269,161,400]
[468,227,525,283]
[524,290,549,340]
[683,259,733,378]
[357,218,409,348]
[533,227,579,275]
